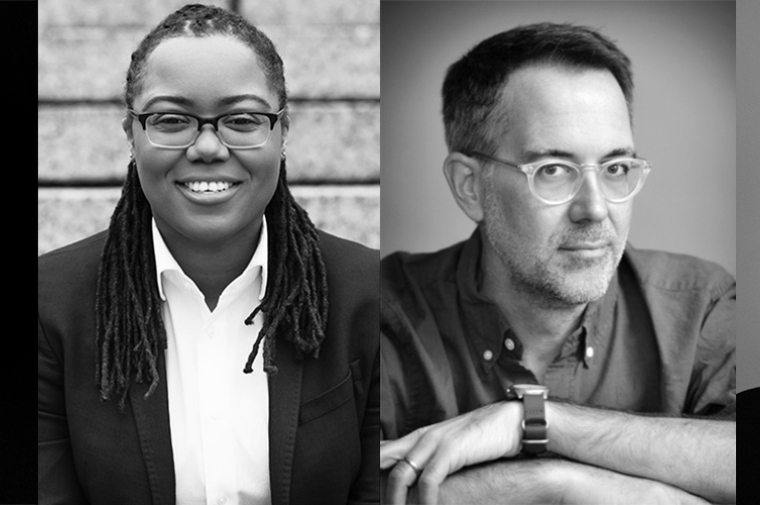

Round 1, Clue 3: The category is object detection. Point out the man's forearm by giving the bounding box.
[432,458,566,505]
[547,401,735,503]
[383,457,567,505]
[385,457,711,505]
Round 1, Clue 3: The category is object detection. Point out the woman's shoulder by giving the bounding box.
[317,230,379,274]
[38,231,107,297]
[317,230,378,303]
[39,231,107,267]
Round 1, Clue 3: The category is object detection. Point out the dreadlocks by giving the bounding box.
[95,4,328,411]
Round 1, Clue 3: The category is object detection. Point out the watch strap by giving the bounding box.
[520,392,548,455]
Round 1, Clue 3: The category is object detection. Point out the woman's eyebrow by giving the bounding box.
[140,95,194,111]
[216,94,273,109]
[139,94,273,111]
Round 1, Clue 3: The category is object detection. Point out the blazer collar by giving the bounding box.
[128,351,176,504]
[267,338,304,505]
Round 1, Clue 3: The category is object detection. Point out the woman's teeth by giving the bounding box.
[185,181,232,193]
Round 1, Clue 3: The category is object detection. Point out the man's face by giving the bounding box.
[480,64,635,307]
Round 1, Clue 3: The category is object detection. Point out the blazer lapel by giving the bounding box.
[268,341,304,505]
[129,351,176,505]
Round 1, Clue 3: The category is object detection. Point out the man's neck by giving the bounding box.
[480,246,588,381]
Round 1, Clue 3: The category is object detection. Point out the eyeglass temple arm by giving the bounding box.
[465,151,522,170]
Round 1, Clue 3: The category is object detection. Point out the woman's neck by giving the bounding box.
[157,221,262,311]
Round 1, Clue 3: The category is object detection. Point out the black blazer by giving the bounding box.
[38,230,379,505]
[738,387,760,502]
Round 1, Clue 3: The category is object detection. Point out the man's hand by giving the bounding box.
[380,401,523,504]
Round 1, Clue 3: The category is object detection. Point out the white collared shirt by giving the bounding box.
[152,219,272,505]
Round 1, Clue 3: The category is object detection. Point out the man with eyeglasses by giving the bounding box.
[380,22,735,504]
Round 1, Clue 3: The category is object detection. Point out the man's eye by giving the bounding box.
[605,163,631,176]
[538,164,572,177]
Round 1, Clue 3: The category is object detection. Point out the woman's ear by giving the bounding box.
[442,152,486,223]
[280,113,290,160]
[122,117,135,156]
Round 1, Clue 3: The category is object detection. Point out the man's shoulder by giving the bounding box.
[381,239,467,293]
[623,244,735,295]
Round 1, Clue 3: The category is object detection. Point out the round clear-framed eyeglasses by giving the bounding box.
[466,151,652,205]
[128,109,285,149]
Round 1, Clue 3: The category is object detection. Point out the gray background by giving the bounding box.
[736,0,760,394]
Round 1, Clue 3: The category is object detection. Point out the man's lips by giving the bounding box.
[560,242,609,251]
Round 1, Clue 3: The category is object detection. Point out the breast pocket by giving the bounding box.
[299,366,356,426]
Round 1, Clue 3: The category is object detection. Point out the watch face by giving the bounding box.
[509,384,549,399]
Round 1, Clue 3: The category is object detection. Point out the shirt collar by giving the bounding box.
[456,229,618,373]
[152,217,269,302]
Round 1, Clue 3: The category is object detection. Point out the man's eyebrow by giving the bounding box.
[521,149,574,161]
[139,94,274,112]
[520,147,637,162]
[605,147,637,159]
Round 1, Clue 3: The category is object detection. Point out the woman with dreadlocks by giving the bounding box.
[38,4,378,504]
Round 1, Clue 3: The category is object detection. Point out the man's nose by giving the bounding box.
[568,167,609,223]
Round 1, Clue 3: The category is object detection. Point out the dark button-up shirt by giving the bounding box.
[380,231,736,439]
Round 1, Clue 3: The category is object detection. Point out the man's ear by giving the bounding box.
[443,152,486,223]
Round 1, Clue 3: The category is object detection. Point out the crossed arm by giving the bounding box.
[380,400,735,504]
[382,456,713,505]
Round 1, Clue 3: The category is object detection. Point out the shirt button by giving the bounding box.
[504,338,516,351]
[586,347,595,359]
[217,498,227,505]
[208,329,217,339]
[483,349,493,361]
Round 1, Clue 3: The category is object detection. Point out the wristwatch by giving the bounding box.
[507,384,549,456]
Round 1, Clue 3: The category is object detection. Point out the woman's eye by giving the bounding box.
[150,114,191,127]
[223,113,266,128]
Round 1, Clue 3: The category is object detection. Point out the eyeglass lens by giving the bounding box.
[145,112,273,148]
[533,161,645,203]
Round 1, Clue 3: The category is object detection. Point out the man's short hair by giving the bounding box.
[442,22,634,154]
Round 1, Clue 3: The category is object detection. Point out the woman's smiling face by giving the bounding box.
[124,35,286,250]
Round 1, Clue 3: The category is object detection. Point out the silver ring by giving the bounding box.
[401,456,422,476]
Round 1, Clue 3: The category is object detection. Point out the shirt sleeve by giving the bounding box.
[687,275,736,418]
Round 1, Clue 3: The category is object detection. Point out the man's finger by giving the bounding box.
[386,458,420,504]
[380,429,425,469]
[415,448,455,505]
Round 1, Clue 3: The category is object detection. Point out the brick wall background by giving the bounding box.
[38,0,379,256]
